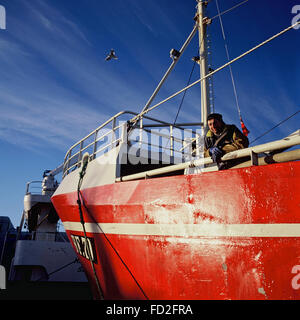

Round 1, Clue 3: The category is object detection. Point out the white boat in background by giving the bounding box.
[0,171,91,299]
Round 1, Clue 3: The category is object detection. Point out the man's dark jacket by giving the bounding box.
[204,124,249,158]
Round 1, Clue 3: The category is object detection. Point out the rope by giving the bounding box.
[78,191,149,300]
[250,109,300,145]
[35,258,79,282]
[77,162,104,300]
[77,158,149,300]
[130,20,300,123]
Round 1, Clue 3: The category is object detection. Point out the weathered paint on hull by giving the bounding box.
[51,161,300,299]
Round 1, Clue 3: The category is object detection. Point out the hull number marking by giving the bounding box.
[70,234,97,263]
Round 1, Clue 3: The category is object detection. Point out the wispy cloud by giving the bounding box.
[0,0,298,157]
[0,0,201,156]
[0,0,155,153]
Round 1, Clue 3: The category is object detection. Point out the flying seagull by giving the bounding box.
[105,49,118,61]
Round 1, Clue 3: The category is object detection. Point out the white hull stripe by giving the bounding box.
[63,222,300,238]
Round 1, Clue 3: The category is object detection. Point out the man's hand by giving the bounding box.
[209,146,223,163]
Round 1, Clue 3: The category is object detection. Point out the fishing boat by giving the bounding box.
[0,174,91,299]
[51,0,300,300]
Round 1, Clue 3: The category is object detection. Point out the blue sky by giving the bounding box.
[1,0,299,227]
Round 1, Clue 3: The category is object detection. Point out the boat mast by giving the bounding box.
[196,0,210,131]
[130,1,211,135]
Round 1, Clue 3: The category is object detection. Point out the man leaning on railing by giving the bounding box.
[204,113,249,170]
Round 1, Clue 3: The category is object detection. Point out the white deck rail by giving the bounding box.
[62,111,202,178]
[116,130,300,182]
[61,113,300,182]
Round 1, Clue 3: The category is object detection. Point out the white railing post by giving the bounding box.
[121,122,128,143]
[111,117,117,149]
[170,125,174,157]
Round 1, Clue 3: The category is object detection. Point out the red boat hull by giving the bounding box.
[51,162,300,299]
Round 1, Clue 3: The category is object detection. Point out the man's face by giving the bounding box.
[208,118,223,134]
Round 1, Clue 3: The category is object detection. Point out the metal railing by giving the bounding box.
[25,181,42,195]
[116,129,300,182]
[62,111,202,178]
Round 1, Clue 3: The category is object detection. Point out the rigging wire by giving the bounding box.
[173,59,197,125]
[35,258,79,282]
[215,0,240,116]
[206,28,215,113]
[162,58,197,153]
[211,0,249,21]
[162,30,205,152]
[130,14,300,124]
[215,0,249,136]
[250,109,300,145]
[173,24,206,125]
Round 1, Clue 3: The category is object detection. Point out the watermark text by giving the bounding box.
[0,265,6,290]
[292,5,300,29]
[291,265,300,290]
[0,5,6,30]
